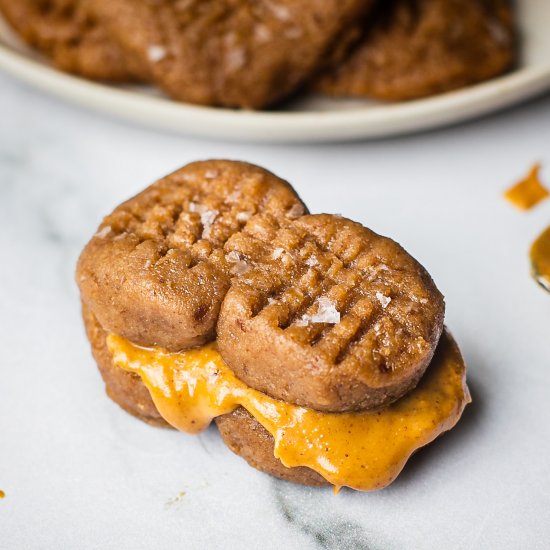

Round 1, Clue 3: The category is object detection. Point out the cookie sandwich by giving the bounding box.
[77,160,470,491]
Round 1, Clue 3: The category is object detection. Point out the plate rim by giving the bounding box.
[1,37,550,143]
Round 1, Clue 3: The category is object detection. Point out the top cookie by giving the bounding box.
[77,160,307,350]
[0,0,144,81]
[217,214,444,411]
[315,0,515,101]
[87,0,372,108]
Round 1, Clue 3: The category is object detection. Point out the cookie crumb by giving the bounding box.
[164,490,186,510]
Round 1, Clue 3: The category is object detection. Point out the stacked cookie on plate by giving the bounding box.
[0,0,516,108]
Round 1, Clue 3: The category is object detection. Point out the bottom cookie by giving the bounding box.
[83,303,168,427]
[215,408,328,487]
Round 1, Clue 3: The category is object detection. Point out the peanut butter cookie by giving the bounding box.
[316,0,515,101]
[77,160,307,350]
[217,213,444,412]
[0,0,144,81]
[87,0,373,108]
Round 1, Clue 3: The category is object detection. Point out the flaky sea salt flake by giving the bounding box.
[255,24,273,43]
[225,250,249,275]
[226,48,246,72]
[236,211,252,222]
[94,226,111,238]
[376,291,392,309]
[269,3,291,21]
[231,261,249,276]
[310,296,340,324]
[225,250,241,263]
[147,45,167,63]
[227,191,241,203]
[200,209,219,239]
[295,316,310,327]
[204,169,219,179]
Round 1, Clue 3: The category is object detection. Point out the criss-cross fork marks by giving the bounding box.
[226,214,440,374]
[97,161,306,274]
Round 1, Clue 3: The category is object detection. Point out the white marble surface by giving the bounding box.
[1,71,550,550]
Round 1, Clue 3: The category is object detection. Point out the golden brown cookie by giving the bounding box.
[0,0,144,81]
[77,160,307,351]
[217,213,444,412]
[216,329,465,487]
[87,0,373,108]
[215,407,328,486]
[315,0,516,101]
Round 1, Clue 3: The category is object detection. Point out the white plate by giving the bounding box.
[1,1,549,143]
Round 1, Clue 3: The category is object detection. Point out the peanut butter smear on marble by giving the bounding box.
[108,332,469,492]
[530,226,550,292]
[504,164,549,210]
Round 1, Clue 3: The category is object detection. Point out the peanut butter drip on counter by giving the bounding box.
[108,333,469,491]
[530,226,550,292]
[504,164,549,211]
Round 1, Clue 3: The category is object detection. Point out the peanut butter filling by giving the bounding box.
[108,332,469,491]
